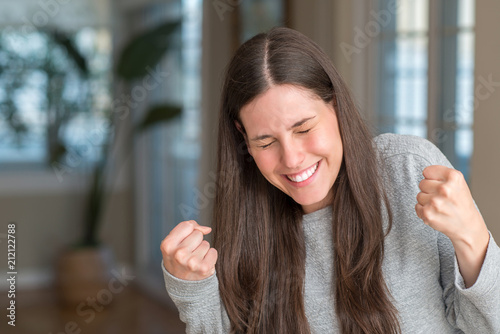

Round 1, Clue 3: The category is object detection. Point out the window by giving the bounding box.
[0,27,111,171]
[239,0,287,42]
[373,0,475,179]
[375,0,429,138]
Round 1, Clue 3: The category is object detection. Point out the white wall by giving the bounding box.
[470,0,500,241]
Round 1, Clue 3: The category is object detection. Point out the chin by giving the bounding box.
[294,189,333,209]
[293,195,327,208]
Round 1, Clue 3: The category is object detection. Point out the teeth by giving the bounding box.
[286,162,318,182]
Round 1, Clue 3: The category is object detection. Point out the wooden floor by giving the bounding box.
[0,283,186,334]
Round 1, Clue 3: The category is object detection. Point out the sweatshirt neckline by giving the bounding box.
[302,205,332,224]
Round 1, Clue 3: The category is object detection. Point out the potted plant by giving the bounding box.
[56,20,183,306]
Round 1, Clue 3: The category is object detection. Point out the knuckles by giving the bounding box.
[160,220,216,279]
[178,220,196,232]
[437,184,451,198]
[160,221,203,257]
[173,248,189,263]
[192,229,203,239]
[420,206,434,223]
[160,237,174,256]
[447,169,463,183]
[198,263,212,277]
[428,197,442,211]
[186,256,200,272]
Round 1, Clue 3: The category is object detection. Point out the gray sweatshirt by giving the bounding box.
[162,133,500,333]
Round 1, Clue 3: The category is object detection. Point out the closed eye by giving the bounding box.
[259,141,274,149]
[297,129,311,134]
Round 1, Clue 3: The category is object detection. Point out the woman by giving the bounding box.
[160,27,500,333]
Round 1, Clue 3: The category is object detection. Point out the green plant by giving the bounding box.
[78,20,183,248]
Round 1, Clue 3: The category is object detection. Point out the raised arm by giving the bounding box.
[160,220,230,333]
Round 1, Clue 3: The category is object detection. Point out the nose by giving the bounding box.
[280,139,305,170]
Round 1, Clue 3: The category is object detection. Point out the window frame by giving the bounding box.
[362,0,475,178]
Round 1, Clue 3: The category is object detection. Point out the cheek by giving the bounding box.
[306,130,343,166]
[252,152,277,176]
[306,131,335,153]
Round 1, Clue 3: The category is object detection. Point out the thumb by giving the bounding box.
[194,225,212,235]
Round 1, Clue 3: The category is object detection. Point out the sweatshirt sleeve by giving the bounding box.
[161,261,231,333]
[421,137,500,332]
[438,232,500,332]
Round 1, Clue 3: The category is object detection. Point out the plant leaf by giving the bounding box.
[45,30,89,77]
[136,104,182,132]
[116,21,181,80]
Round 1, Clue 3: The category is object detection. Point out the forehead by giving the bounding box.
[239,85,323,131]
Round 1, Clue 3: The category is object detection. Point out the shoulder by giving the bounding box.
[373,133,448,167]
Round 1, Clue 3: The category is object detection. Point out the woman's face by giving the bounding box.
[238,84,343,214]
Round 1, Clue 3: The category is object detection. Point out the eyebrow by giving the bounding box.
[250,116,316,141]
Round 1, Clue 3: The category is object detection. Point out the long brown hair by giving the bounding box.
[213,27,400,334]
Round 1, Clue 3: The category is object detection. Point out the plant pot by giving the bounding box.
[56,246,114,307]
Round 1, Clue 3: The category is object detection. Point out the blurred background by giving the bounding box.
[0,0,498,333]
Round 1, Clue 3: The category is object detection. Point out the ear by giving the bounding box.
[234,121,253,156]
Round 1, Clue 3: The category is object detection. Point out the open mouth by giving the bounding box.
[285,162,319,183]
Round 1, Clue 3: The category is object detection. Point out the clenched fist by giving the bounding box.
[161,220,218,281]
[415,165,490,287]
[414,165,487,244]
